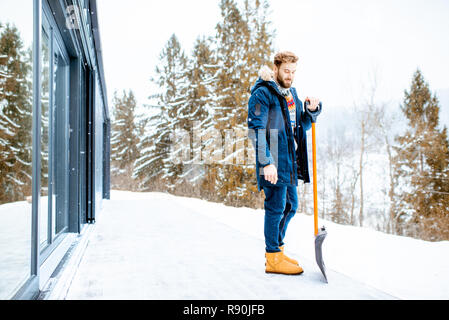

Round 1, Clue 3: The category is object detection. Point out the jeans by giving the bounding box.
[262,185,298,253]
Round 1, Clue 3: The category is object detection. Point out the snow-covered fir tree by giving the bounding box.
[176,36,218,196]
[211,0,274,206]
[394,69,449,241]
[134,34,189,191]
[110,89,140,190]
[0,23,32,204]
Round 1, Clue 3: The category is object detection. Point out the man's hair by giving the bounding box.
[273,51,298,67]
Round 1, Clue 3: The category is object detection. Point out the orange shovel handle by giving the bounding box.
[312,122,319,236]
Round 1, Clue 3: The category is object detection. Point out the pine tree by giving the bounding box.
[394,69,449,240]
[0,23,32,204]
[244,0,275,73]
[180,36,218,195]
[212,0,275,206]
[214,0,251,130]
[110,89,140,190]
[134,34,189,191]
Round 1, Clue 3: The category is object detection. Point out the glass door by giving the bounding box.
[40,13,70,252]
[40,22,50,248]
[52,38,69,236]
[0,0,34,299]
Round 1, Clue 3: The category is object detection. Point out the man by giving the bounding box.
[247,51,320,275]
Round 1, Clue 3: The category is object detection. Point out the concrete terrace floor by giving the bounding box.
[41,192,397,300]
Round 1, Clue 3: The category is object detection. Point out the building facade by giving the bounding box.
[0,0,110,299]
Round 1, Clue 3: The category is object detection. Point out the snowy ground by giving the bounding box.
[0,201,31,299]
[58,190,449,300]
[0,195,62,299]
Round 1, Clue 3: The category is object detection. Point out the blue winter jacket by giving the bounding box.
[247,77,318,191]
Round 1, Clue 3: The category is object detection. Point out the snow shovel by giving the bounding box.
[305,100,328,283]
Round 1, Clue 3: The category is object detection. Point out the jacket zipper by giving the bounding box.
[277,95,295,184]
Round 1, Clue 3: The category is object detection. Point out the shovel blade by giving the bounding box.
[315,226,328,283]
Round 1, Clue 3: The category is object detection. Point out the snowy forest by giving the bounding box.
[0,22,33,206]
[108,0,449,242]
[1,0,448,243]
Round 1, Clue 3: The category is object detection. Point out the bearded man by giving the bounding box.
[247,51,321,275]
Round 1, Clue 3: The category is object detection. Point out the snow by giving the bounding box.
[0,112,20,129]
[0,200,32,299]
[58,190,449,300]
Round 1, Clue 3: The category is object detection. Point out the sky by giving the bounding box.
[0,1,33,46]
[96,0,449,128]
[0,0,447,126]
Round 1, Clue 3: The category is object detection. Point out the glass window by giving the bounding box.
[0,0,33,299]
[40,27,50,248]
[79,65,87,225]
[52,40,69,235]
[40,13,70,251]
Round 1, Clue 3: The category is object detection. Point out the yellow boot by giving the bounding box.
[265,251,304,275]
[279,245,299,266]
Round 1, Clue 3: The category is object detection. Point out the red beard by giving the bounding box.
[276,74,292,88]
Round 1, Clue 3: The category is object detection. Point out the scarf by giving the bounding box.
[273,80,297,150]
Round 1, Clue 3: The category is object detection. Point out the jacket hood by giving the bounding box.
[251,76,284,96]
[250,65,291,96]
